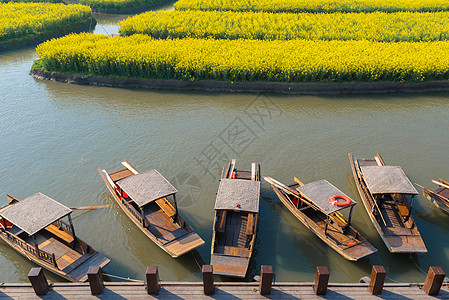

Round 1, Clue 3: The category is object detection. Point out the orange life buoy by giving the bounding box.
[231,172,236,179]
[329,194,351,207]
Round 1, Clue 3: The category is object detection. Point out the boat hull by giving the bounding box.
[0,231,109,282]
[98,168,204,258]
[272,185,376,261]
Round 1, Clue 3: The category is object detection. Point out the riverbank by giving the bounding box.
[30,68,449,95]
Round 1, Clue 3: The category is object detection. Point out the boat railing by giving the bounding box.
[4,231,57,266]
[52,219,73,236]
[121,197,143,224]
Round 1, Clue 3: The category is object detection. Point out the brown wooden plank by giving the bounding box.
[45,224,74,244]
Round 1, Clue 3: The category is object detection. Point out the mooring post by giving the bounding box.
[423,266,445,295]
[146,266,160,295]
[259,265,274,295]
[314,266,329,295]
[28,267,49,296]
[369,265,386,295]
[87,266,104,295]
[202,265,214,295]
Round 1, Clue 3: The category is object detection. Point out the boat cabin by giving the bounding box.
[1,193,75,246]
[114,169,180,224]
[360,165,418,221]
[0,193,109,281]
[296,180,356,233]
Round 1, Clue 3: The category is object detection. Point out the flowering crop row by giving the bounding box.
[174,0,449,13]
[119,10,449,42]
[0,3,93,43]
[35,33,449,83]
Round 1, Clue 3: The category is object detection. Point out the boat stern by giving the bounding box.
[210,254,250,278]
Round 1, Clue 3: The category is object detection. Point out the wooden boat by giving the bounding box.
[348,152,427,253]
[419,179,449,215]
[0,193,110,282]
[211,159,260,278]
[264,176,377,261]
[99,161,204,258]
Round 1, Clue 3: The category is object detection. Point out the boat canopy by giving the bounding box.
[116,169,178,208]
[0,193,72,236]
[215,179,260,213]
[360,166,418,195]
[296,180,356,215]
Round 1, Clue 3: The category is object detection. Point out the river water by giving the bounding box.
[0,13,448,284]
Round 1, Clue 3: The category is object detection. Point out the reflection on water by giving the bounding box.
[0,17,449,284]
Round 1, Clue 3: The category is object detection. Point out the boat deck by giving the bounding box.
[144,202,188,245]
[215,210,250,252]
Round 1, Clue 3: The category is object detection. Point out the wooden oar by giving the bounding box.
[262,176,299,196]
[263,176,319,210]
[293,177,304,187]
[122,160,139,174]
[432,180,449,190]
[70,204,111,210]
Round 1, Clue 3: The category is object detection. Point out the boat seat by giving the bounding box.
[155,198,176,219]
[246,213,254,236]
[45,224,75,244]
[216,211,227,233]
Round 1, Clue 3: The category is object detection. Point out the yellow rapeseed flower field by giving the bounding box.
[36,33,449,83]
[0,3,93,42]
[119,10,449,42]
[175,0,449,13]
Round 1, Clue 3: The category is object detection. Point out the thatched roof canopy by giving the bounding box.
[297,180,355,215]
[215,179,260,213]
[0,193,72,236]
[360,166,418,195]
[116,169,178,207]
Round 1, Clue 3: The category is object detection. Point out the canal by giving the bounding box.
[0,12,448,284]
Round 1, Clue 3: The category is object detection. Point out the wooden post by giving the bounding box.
[423,266,445,295]
[87,266,104,295]
[173,195,179,223]
[68,214,76,238]
[146,266,160,295]
[369,265,386,295]
[202,265,214,295]
[259,265,273,295]
[347,205,354,226]
[324,217,329,235]
[33,235,40,257]
[52,253,58,268]
[314,266,329,295]
[28,267,49,296]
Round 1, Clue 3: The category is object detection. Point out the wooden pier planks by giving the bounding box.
[1,282,448,299]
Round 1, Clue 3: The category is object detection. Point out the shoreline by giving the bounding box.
[30,69,449,95]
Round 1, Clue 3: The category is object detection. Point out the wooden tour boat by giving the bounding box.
[264,176,377,261]
[99,161,204,258]
[348,152,427,253]
[211,159,260,278]
[419,179,449,215]
[0,193,110,282]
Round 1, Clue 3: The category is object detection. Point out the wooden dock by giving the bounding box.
[1,265,448,299]
[2,281,449,299]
